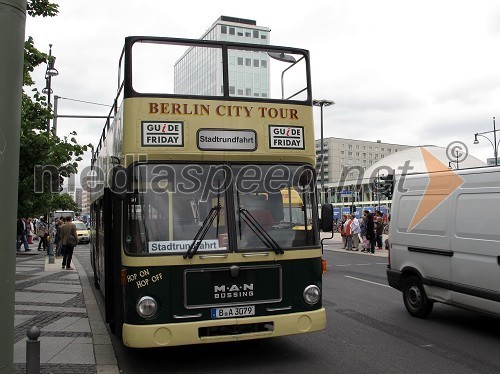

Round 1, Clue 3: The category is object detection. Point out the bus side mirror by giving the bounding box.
[321,204,333,232]
[112,166,127,200]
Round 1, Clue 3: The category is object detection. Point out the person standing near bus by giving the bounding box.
[60,216,77,270]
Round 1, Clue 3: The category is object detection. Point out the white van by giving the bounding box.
[387,166,500,318]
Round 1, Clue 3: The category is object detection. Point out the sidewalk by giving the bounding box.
[320,232,388,257]
[14,242,119,374]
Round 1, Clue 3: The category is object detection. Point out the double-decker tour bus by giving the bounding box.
[89,36,326,348]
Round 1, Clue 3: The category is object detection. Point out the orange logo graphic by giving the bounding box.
[408,147,464,231]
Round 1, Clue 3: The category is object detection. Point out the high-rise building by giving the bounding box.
[315,137,412,185]
[174,16,271,98]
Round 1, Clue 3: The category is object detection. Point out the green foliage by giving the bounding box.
[19,0,92,218]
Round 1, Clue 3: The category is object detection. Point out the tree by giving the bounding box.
[19,0,91,218]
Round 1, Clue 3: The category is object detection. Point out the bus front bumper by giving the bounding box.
[122,308,326,348]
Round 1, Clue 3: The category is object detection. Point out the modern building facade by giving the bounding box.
[315,137,412,186]
[174,16,271,98]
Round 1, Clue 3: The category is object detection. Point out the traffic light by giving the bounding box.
[51,172,64,193]
[59,175,64,192]
[379,173,394,198]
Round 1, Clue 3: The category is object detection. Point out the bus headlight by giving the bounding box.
[136,296,158,318]
[303,285,321,305]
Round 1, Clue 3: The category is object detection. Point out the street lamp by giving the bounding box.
[42,44,58,134]
[313,99,335,205]
[473,117,499,166]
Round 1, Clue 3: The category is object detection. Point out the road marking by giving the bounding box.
[345,275,391,288]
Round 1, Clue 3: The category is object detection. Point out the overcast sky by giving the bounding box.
[25,0,500,183]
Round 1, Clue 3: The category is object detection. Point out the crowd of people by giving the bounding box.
[338,210,388,253]
[16,215,78,270]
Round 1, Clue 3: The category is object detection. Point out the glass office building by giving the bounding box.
[174,16,271,98]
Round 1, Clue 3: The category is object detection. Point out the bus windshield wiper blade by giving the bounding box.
[183,204,221,259]
[239,208,284,255]
[184,182,222,259]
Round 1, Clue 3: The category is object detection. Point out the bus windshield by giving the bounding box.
[124,163,318,255]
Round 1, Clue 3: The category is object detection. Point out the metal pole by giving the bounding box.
[320,105,325,205]
[493,117,497,166]
[53,95,59,135]
[26,326,40,374]
[0,1,27,372]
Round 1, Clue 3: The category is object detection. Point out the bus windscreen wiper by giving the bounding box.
[239,207,284,255]
[184,185,221,259]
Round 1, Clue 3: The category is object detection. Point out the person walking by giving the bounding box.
[364,210,375,254]
[375,217,384,250]
[37,218,48,251]
[344,214,354,251]
[60,216,77,270]
[340,214,348,249]
[351,215,361,251]
[54,219,64,258]
[16,218,30,251]
[27,218,34,244]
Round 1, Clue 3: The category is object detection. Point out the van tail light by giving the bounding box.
[321,258,327,274]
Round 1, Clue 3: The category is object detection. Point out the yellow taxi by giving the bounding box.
[73,220,90,244]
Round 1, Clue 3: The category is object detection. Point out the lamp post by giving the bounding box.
[313,99,334,205]
[42,44,59,134]
[473,117,499,166]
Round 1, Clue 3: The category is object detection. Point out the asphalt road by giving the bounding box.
[76,244,500,374]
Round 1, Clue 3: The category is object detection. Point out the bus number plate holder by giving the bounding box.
[211,306,255,319]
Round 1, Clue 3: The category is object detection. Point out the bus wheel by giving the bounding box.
[402,276,433,318]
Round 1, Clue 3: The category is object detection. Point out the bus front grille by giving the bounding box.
[199,322,274,337]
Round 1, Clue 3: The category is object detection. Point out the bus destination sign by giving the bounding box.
[269,125,305,150]
[141,121,184,147]
[197,129,257,151]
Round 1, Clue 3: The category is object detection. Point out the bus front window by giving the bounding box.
[125,164,229,255]
[233,164,318,251]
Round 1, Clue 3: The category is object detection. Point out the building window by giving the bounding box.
[229,86,235,94]
[261,60,267,68]
[237,31,243,36]
[238,89,243,95]
[253,30,259,38]
[253,59,259,67]
[229,27,235,35]
[221,25,227,34]
[245,58,251,66]
[246,88,251,96]
[237,57,243,65]
[245,32,251,37]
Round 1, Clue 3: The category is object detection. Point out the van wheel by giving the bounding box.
[402,276,433,318]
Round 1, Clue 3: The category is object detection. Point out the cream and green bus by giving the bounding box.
[89,36,326,348]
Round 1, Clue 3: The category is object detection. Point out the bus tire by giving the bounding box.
[402,275,433,318]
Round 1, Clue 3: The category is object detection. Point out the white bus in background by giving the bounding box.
[52,210,75,221]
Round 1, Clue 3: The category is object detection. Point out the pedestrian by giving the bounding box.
[375,217,384,250]
[351,215,361,250]
[55,219,64,257]
[27,218,34,244]
[16,218,30,251]
[36,218,48,251]
[344,214,354,251]
[364,210,375,254]
[340,214,348,249]
[60,215,77,270]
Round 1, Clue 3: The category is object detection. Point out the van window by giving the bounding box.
[455,193,500,241]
